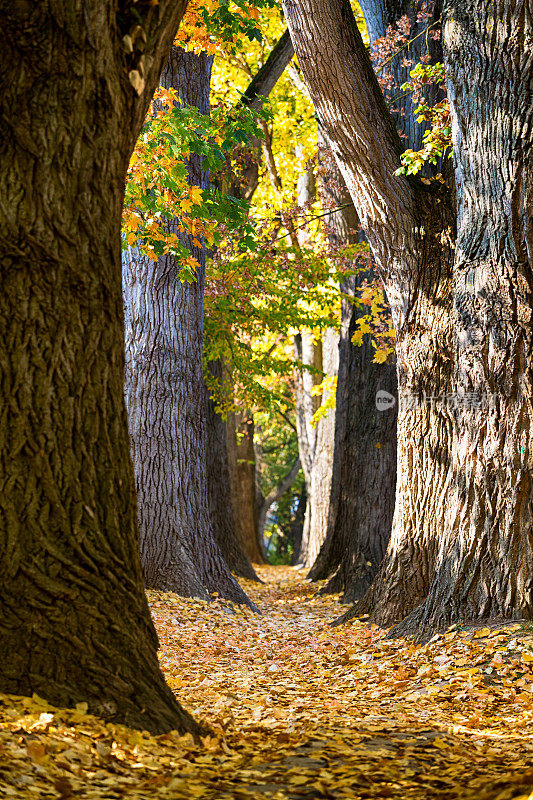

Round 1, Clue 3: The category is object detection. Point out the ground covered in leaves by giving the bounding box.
[2,566,533,799]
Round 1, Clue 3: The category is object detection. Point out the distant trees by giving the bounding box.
[308,142,397,604]
[284,0,533,635]
[123,44,254,607]
[0,0,200,733]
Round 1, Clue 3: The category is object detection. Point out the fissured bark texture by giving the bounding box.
[123,46,254,609]
[283,0,456,626]
[0,1,201,733]
[392,0,533,637]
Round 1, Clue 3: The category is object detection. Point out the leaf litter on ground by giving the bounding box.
[1,566,533,798]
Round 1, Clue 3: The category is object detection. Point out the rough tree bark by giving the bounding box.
[0,0,201,733]
[308,143,397,604]
[206,360,260,580]
[392,0,533,637]
[227,411,266,564]
[283,0,456,626]
[123,46,254,608]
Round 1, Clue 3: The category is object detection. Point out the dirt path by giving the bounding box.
[2,566,533,798]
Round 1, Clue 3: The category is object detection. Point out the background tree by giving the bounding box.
[0,0,202,733]
[206,360,261,580]
[283,0,456,629]
[123,44,254,607]
[308,139,397,603]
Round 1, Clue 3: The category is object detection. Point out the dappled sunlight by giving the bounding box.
[1,567,533,798]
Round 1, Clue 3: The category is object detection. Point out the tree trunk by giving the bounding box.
[283,0,456,626]
[312,269,398,603]
[292,150,340,570]
[333,275,398,603]
[392,0,533,637]
[360,0,445,154]
[308,137,397,603]
[297,328,339,567]
[0,0,201,733]
[205,361,260,581]
[123,46,254,609]
[290,485,307,564]
[227,411,266,564]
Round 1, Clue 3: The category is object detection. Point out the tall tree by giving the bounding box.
[123,45,254,607]
[0,0,201,733]
[283,0,456,628]
[290,161,339,568]
[284,0,533,634]
[294,328,339,567]
[227,410,267,564]
[308,141,397,603]
[206,361,260,580]
[393,0,533,636]
[306,0,437,599]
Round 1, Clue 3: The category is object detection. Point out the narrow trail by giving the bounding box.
[2,566,533,798]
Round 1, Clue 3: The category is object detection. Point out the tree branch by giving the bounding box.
[258,456,302,532]
[242,29,295,108]
[281,0,418,287]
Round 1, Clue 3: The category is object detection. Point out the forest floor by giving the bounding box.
[2,566,533,799]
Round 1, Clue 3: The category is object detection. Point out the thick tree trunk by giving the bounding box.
[392,0,533,637]
[308,138,397,603]
[123,47,254,608]
[283,0,456,625]
[314,270,398,603]
[227,411,266,564]
[339,197,455,625]
[206,361,260,581]
[0,0,201,733]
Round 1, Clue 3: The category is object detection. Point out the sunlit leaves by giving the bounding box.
[176,0,278,56]
[2,568,532,798]
[123,91,267,275]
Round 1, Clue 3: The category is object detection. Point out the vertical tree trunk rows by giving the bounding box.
[123,47,253,607]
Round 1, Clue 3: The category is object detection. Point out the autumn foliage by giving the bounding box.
[2,568,533,798]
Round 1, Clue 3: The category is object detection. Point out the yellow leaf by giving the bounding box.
[373,349,388,364]
[432,737,449,749]
[27,741,47,763]
[190,186,203,205]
